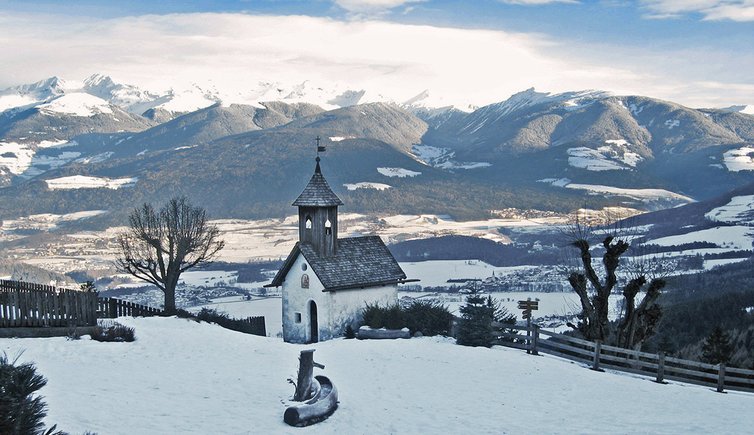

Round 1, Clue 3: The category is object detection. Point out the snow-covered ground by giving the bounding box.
[37,92,113,116]
[400,260,535,287]
[723,146,754,172]
[45,175,138,190]
[567,140,642,172]
[2,317,752,434]
[377,167,421,178]
[705,195,754,224]
[343,182,391,191]
[410,144,491,170]
[1,210,107,231]
[647,225,754,251]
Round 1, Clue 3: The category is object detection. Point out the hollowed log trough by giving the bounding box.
[284,375,339,427]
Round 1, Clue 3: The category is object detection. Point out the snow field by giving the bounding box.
[705,195,754,224]
[2,317,753,434]
[723,146,754,172]
[343,182,392,191]
[0,141,35,174]
[377,167,421,177]
[45,175,138,190]
[647,225,754,251]
[567,140,642,172]
[37,92,113,116]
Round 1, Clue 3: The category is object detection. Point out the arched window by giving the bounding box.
[325,219,332,235]
[301,273,310,289]
[305,215,312,229]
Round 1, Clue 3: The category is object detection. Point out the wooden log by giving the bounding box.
[357,327,411,340]
[284,375,338,427]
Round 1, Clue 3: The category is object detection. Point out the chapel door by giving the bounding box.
[309,300,319,343]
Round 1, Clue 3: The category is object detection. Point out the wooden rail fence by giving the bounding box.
[496,324,754,394]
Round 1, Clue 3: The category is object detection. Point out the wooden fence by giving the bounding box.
[244,316,266,337]
[0,280,98,327]
[496,324,754,394]
[1,280,163,328]
[98,297,163,318]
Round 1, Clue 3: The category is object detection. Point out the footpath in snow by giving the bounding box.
[2,317,753,434]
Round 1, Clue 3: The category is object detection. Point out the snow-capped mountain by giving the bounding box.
[0,74,753,223]
[720,104,754,116]
[0,76,68,112]
[82,74,166,115]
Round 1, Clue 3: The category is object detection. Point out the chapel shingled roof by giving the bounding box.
[267,236,407,291]
[292,160,343,207]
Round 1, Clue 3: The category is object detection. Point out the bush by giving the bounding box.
[403,300,454,336]
[362,303,405,329]
[361,301,453,336]
[344,325,356,339]
[0,353,63,435]
[91,321,136,342]
[195,308,265,336]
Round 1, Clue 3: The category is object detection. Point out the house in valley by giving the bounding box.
[266,153,411,343]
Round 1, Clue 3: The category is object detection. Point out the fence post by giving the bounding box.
[109,298,117,318]
[717,363,726,393]
[531,324,539,356]
[592,340,602,371]
[655,351,666,384]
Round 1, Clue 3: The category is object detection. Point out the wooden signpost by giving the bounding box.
[518,298,539,354]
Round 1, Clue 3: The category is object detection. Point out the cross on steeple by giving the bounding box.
[315,135,326,162]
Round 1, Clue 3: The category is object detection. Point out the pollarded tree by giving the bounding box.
[564,211,664,349]
[116,196,224,314]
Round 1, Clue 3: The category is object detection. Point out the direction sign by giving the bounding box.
[518,300,539,310]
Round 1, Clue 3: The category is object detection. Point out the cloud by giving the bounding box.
[333,0,424,13]
[0,12,751,108]
[499,0,579,4]
[641,0,754,21]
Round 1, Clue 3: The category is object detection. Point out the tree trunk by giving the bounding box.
[163,281,177,314]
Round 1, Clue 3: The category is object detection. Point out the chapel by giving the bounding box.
[266,152,409,343]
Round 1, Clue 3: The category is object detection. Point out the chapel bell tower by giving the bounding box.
[292,139,343,257]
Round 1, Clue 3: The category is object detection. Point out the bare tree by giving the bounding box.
[563,209,665,349]
[115,196,224,314]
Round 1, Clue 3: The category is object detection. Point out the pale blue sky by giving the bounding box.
[0,0,752,107]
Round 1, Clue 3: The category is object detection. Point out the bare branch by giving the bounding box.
[114,196,224,313]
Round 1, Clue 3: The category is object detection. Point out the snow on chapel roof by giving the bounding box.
[292,159,343,207]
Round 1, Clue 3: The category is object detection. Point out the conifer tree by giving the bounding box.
[456,285,495,347]
[701,326,734,365]
[0,353,61,434]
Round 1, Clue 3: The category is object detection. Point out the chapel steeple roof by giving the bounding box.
[292,156,344,207]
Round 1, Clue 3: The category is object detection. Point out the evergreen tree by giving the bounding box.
[701,326,734,365]
[0,353,61,435]
[456,288,495,347]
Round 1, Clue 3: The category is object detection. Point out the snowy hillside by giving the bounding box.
[2,317,752,434]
